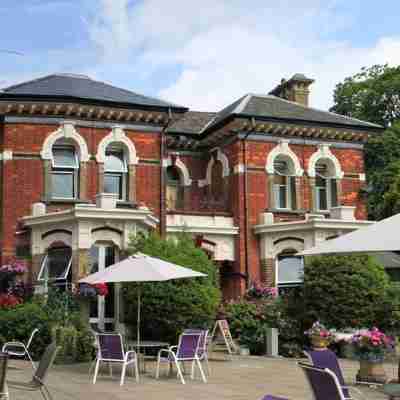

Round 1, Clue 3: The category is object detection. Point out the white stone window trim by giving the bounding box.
[266,140,303,177]
[41,122,90,162]
[163,155,192,187]
[199,148,230,187]
[96,126,138,165]
[307,144,344,179]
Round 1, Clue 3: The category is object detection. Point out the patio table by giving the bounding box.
[127,340,170,373]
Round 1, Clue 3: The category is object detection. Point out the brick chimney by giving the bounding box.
[269,73,314,107]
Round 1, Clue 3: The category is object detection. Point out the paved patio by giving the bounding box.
[6,354,394,399]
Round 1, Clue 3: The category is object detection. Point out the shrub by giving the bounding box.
[0,302,52,359]
[123,233,221,343]
[223,299,267,355]
[304,255,390,329]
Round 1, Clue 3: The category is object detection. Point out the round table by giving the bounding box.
[383,383,400,399]
[127,341,170,373]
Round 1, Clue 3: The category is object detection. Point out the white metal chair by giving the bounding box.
[2,328,39,369]
[156,331,206,384]
[93,333,139,386]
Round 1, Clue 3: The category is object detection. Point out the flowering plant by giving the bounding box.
[351,327,394,362]
[74,282,109,297]
[0,260,27,276]
[0,293,22,308]
[304,321,335,341]
[246,282,278,299]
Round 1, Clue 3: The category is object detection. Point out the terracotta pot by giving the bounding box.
[357,360,387,384]
[311,335,330,349]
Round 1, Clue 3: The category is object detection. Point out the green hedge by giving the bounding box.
[304,255,390,329]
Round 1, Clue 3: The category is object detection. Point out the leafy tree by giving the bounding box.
[303,255,390,329]
[123,233,221,343]
[331,64,400,127]
[331,65,400,219]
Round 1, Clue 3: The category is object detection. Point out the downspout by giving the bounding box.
[242,117,256,288]
[159,108,173,237]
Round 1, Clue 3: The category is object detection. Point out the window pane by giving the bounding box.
[104,173,122,198]
[105,150,126,172]
[330,179,338,207]
[279,185,287,208]
[274,160,289,175]
[278,256,304,284]
[290,176,296,210]
[53,147,77,168]
[39,247,72,280]
[51,172,74,198]
[318,187,328,210]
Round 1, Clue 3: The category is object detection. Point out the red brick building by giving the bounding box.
[0,73,382,326]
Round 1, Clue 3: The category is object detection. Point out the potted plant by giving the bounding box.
[305,321,334,350]
[351,327,394,383]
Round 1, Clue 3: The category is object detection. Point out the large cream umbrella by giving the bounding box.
[79,253,206,347]
[301,213,400,256]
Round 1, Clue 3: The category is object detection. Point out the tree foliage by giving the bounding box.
[123,233,221,343]
[331,64,400,127]
[331,65,400,219]
[304,255,390,329]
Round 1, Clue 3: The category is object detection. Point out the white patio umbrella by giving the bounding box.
[301,213,400,256]
[79,253,206,347]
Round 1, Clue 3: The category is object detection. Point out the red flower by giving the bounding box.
[0,293,22,308]
[93,283,108,297]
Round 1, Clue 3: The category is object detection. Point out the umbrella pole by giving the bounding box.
[137,285,141,349]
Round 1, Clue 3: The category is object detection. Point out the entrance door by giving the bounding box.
[89,243,118,331]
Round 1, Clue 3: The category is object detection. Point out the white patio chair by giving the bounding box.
[2,328,39,369]
[93,333,139,386]
[156,331,206,384]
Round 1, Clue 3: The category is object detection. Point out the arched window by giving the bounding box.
[104,145,128,200]
[51,141,79,199]
[166,166,183,210]
[273,156,296,210]
[277,250,304,287]
[315,160,338,211]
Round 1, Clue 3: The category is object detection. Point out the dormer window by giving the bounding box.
[273,159,296,210]
[315,161,338,211]
[104,147,128,200]
[51,145,79,199]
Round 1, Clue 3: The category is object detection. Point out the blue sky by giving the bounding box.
[1,0,400,111]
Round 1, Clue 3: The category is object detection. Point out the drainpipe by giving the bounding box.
[242,117,256,288]
[159,108,173,237]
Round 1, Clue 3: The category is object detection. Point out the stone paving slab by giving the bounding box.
[5,355,393,399]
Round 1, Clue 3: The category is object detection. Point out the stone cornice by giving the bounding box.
[0,100,170,126]
[253,218,373,235]
[22,204,159,229]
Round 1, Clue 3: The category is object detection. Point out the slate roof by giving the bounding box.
[206,93,382,132]
[167,111,217,134]
[0,73,186,110]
